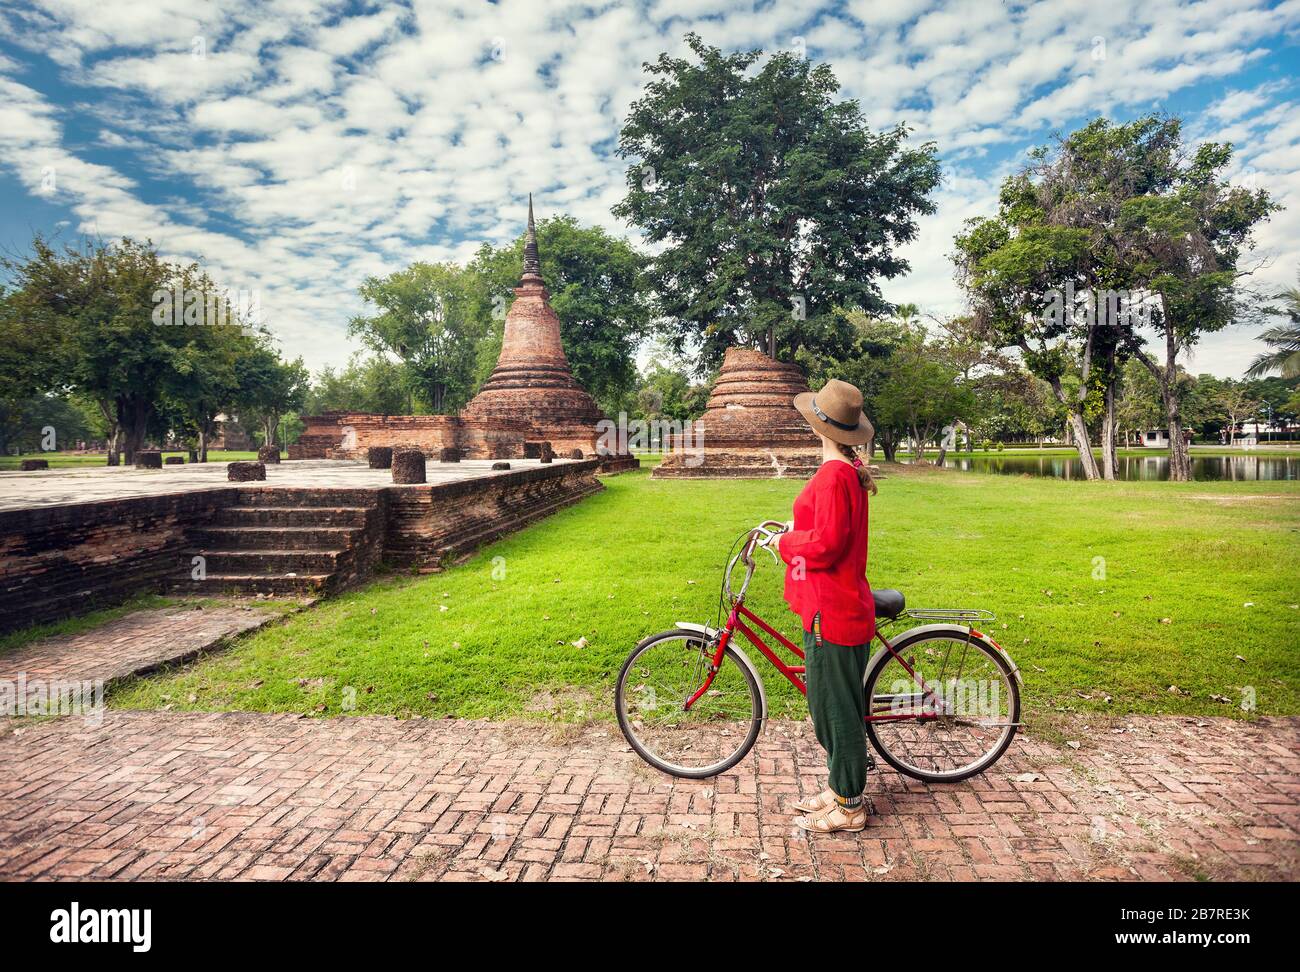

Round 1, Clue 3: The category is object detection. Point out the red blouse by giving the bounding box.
[776,460,875,646]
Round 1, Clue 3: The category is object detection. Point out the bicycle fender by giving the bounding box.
[674,621,769,726]
[868,623,1024,686]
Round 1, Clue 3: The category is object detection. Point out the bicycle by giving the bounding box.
[615,520,1023,782]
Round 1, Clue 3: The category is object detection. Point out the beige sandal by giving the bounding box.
[792,789,836,814]
[795,802,868,834]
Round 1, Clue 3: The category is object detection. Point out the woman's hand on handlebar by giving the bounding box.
[753,520,791,553]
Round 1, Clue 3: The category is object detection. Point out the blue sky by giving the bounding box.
[1,0,1297,379]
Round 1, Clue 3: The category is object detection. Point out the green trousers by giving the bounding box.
[804,622,871,800]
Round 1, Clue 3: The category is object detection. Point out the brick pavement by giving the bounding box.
[0,605,280,696]
[1,710,1295,882]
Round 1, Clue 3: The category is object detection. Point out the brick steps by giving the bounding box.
[186,548,347,574]
[168,492,382,598]
[190,525,359,550]
[169,573,333,596]
[215,505,370,527]
[234,487,380,508]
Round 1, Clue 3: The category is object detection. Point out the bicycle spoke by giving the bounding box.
[618,634,761,775]
[869,636,1017,779]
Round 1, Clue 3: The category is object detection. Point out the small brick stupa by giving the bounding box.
[462,197,607,450]
[292,199,637,471]
[653,346,822,479]
[459,198,637,472]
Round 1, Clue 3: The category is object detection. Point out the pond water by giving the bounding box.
[919,452,1300,481]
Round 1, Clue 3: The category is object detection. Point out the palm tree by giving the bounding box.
[1246,274,1300,379]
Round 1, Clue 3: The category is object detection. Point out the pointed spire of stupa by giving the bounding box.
[521,193,542,282]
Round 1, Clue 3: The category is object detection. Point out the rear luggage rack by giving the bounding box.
[902,608,997,623]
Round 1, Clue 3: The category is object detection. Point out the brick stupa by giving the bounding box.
[462,197,612,453]
[291,198,637,473]
[653,347,823,479]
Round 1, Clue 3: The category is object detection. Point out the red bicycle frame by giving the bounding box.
[685,600,994,724]
[683,522,1009,723]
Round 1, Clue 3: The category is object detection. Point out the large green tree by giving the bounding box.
[614,34,940,370]
[0,237,237,463]
[349,262,490,414]
[1064,116,1274,478]
[955,114,1276,480]
[234,344,309,448]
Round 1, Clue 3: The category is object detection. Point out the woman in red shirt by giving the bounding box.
[769,378,877,834]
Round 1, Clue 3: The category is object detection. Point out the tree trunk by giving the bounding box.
[96,399,121,466]
[198,425,209,463]
[1126,306,1194,481]
[1166,400,1191,481]
[1101,379,1118,480]
[880,434,898,463]
[1066,410,1101,479]
[106,426,122,466]
[120,397,151,465]
[1041,366,1101,480]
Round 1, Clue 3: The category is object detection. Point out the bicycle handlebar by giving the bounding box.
[742,520,789,563]
[725,520,790,602]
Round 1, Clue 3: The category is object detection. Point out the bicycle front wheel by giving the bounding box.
[865,628,1020,783]
[615,629,763,779]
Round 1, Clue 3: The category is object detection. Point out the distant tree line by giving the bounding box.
[0,237,307,462]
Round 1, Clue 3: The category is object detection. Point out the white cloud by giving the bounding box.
[0,0,1296,379]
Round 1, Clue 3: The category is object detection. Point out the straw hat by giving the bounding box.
[794,379,874,447]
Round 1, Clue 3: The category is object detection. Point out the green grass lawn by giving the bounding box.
[0,450,267,470]
[108,462,1300,723]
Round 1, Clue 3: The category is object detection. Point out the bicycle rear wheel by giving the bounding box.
[615,629,763,779]
[865,628,1020,783]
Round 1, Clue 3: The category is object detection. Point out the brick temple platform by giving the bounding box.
[0,458,559,512]
[0,458,602,633]
[1,711,1294,881]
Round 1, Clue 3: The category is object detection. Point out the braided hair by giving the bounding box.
[837,441,878,495]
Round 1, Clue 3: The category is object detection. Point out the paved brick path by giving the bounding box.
[2,710,1295,881]
[0,605,279,697]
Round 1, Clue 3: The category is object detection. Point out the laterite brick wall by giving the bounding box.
[0,489,234,634]
[0,460,605,634]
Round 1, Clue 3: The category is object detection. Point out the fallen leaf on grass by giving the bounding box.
[571,636,589,649]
